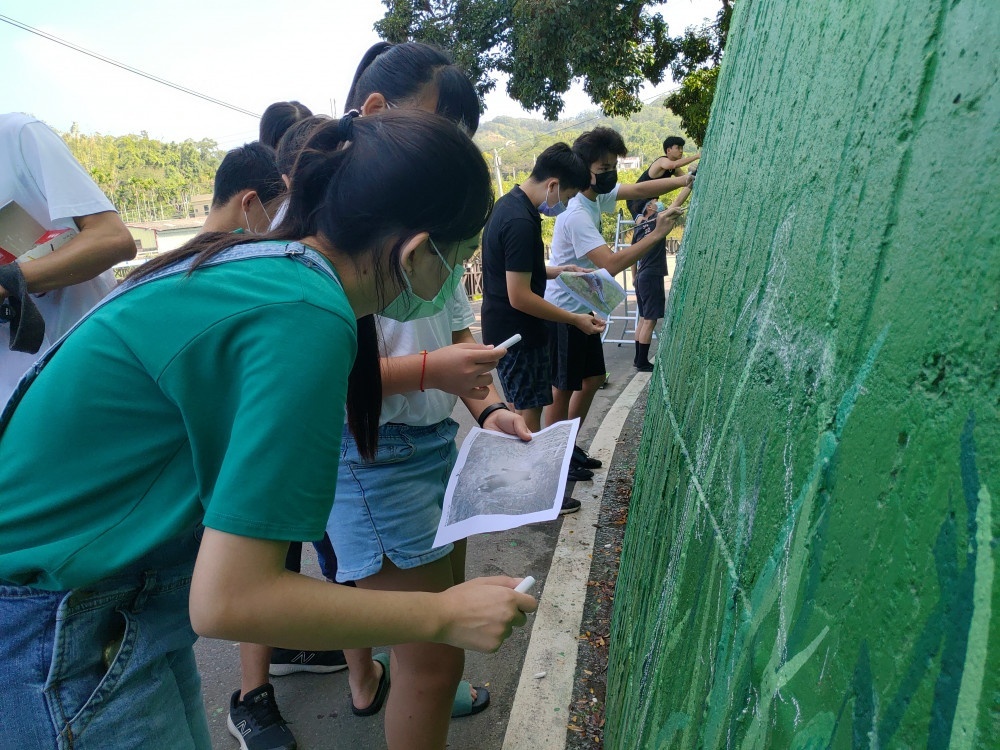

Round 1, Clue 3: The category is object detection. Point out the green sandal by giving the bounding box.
[451,681,490,718]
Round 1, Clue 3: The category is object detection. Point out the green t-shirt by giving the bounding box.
[0,248,357,591]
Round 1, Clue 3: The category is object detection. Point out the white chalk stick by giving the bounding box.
[496,333,522,350]
[514,575,536,594]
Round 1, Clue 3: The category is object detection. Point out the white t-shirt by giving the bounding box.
[544,186,620,313]
[0,113,118,400]
[376,284,476,426]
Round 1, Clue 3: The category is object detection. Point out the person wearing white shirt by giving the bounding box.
[0,113,135,401]
[543,127,689,435]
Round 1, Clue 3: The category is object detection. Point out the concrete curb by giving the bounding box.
[501,372,652,750]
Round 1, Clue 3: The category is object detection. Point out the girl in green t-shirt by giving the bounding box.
[0,111,536,750]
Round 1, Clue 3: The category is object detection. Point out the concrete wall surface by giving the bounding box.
[605,0,998,747]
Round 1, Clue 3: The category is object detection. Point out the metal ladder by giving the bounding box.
[601,209,652,345]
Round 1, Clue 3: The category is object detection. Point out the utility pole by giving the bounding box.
[493,149,504,197]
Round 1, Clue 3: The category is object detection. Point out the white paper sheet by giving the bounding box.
[433,418,581,547]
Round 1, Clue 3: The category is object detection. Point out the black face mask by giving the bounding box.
[592,169,618,194]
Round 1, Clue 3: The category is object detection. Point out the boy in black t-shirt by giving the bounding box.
[481,144,600,434]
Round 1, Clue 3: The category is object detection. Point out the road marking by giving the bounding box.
[502,372,651,750]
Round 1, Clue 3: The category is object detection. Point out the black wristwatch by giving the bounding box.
[476,402,510,428]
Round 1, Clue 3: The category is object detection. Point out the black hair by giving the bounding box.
[662,136,686,152]
[259,101,313,149]
[276,115,330,178]
[345,42,480,135]
[211,142,284,208]
[572,127,628,168]
[529,143,591,190]
[131,111,493,459]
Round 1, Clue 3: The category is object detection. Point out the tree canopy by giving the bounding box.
[61,127,223,222]
[376,0,732,143]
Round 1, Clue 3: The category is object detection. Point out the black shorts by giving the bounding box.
[547,320,606,392]
[495,343,553,410]
[635,271,666,320]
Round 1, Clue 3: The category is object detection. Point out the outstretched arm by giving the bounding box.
[191,529,537,653]
[585,207,682,276]
[616,173,693,201]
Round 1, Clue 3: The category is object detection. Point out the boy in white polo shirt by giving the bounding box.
[543,127,688,442]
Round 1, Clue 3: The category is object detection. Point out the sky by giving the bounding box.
[1,0,721,150]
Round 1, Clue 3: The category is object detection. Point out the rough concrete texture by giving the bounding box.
[605,1,998,748]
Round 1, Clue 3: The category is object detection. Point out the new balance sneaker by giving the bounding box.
[269,648,348,676]
[559,497,582,515]
[571,444,603,469]
[227,684,297,750]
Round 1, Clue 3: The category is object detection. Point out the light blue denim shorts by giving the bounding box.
[328,419,459,582]
[0,530,209,749]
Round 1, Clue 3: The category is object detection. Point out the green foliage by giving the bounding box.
[376,0,733,128]
[60,126,224,222]
[475,95,692,175]
[664,66,719,144]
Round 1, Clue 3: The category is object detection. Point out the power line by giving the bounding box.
[0,13,260,119]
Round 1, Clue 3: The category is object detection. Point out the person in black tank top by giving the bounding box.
[626,135,699,217]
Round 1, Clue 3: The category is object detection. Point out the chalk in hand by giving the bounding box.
[496,333,522,351]
[514,575,536,594]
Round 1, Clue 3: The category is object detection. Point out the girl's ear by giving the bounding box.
[360,92,390,117]
[396,231,430,275]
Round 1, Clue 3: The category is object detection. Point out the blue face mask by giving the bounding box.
[537,183,566,217]
[380,237,465,322]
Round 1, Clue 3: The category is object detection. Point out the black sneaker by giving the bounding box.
[269,648,348,676]
[635,361,654,372]
[227,684,297,750]
[567,465,594,482]
[571,444,602,469]
[559,497,582,515]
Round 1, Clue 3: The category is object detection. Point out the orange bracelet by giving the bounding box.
[419,350,428,392]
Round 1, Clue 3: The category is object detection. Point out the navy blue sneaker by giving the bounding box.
[227,684,296,750]
[571,444,602,469]
[269,648,348,676]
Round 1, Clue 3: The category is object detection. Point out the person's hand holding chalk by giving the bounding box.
[496,333,521,351]
[422,342,504,400]
[514,576,535,594]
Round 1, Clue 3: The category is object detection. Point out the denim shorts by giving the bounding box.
[496,343,553,410]
[328,419,459,582]
[0,530,210,749]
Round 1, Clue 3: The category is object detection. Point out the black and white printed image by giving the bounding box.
[444,422,574,525]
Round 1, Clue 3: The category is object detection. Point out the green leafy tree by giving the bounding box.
[61,130,224,222]
[376,0,733,139]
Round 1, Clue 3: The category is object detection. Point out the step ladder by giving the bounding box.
[601,209,654,345]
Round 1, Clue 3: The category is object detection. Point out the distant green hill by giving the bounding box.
[475,96,692,175]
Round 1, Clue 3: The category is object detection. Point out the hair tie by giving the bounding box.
[338,111,359,142]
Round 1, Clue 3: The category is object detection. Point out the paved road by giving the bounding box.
[197,277,671,750]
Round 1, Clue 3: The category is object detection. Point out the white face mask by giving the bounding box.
[243,195,273,234]
[537,182,566,217]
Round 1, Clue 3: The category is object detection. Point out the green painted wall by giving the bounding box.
[605,0,998,748]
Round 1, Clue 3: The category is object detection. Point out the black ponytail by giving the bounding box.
[129,110,493,460]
